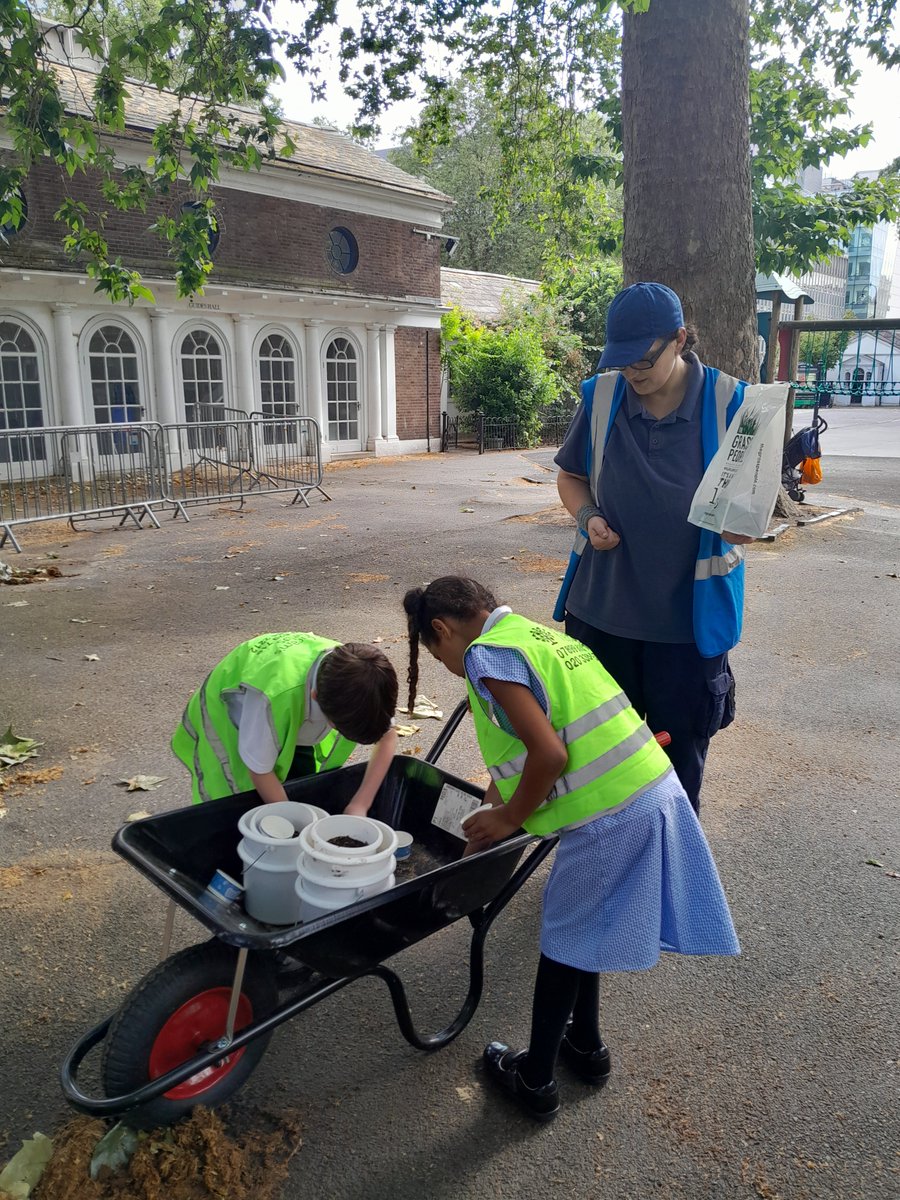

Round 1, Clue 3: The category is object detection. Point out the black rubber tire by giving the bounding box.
[101,940,278,1129]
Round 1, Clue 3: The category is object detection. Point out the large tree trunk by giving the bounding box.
[621,0,758,381]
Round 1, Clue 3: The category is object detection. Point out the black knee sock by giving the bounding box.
[568,971,602,1053]
[519,954,581,1089]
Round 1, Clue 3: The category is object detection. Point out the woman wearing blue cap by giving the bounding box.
[554,282,753,812]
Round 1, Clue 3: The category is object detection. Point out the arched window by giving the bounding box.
[258,332,300,447]
[181,329,226,421]
[0,319,45,464]
[258,333,298,419]
[89,325,142,425]
[325,337,359,444]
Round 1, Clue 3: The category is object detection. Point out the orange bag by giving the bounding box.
[801,456,822,485]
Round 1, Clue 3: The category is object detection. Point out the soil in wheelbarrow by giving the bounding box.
[30,1105,302,1200]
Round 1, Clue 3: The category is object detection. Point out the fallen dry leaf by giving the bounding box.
[0,727,42,767]
[398,694,444,720]
[119,775,167,792]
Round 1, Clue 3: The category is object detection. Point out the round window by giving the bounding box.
[326,227,359,275]
[0,188,28,243]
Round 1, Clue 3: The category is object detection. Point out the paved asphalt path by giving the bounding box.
[0,438,897,1199]
[812,406,900,458]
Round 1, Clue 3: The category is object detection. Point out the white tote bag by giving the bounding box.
[688,384,790,538]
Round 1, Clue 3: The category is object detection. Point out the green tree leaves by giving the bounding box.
[442,308,560,442]
[3,0,898,305]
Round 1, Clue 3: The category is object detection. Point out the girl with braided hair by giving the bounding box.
[403,575,738,1123]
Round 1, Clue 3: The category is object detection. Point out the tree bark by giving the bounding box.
[621,0,758,381]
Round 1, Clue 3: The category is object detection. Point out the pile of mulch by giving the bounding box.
[0,560,62,585]
[29,1107,302,1200]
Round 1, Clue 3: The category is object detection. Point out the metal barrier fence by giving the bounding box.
[164,415,327,511]
[441,407,575,454]
[1,415,328,552]
[775,318,900,408]
[1,422,167,552]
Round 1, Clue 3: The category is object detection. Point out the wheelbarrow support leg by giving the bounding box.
[367,836,558,1052]
[223,948,249,1043]
[160,899,177,961]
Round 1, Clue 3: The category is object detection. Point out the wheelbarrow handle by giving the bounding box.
[423,698,469,765]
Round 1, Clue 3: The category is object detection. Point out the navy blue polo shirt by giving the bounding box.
[554,353,706,643]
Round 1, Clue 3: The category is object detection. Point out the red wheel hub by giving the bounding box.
[149,988,253,1099]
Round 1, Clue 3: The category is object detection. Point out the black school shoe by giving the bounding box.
[559,1034,612,1087]
[482,1042,560,1122]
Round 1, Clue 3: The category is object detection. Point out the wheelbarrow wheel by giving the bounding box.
[101,939,278,1129]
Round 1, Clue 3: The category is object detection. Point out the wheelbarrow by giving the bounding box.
[60,701,558,1128]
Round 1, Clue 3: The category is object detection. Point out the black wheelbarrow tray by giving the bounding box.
[60,703,557,1128]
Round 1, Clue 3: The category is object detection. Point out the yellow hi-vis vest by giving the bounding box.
[465,615,671,835]
[171,632,356,804]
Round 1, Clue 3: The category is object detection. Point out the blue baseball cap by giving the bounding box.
[597,282,684,369]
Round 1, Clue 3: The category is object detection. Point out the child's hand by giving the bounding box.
[461,805,518,851]
[343,794,371,817]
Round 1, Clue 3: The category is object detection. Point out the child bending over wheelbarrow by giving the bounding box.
[172,632,398,813]
[403,577,739,1122]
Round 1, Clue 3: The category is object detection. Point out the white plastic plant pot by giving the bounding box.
[237,800,328,926]
[238,801,327,868]
[295,872,395,922]
[307,814,383,856]
[239,860,302,925]
[295,859,396,901]
[298,818,398,879]
[296,851,396,891]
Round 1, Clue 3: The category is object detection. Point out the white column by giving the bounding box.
[149,309,177,425]
[365,322,382,448]
[304,320,325,441]
[51,304,83,427]
[231,314,256,415]
[379,323,399,442]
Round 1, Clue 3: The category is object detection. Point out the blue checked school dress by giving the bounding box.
[466,632,740,973]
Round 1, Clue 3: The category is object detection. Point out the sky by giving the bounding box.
[271,5,900,174]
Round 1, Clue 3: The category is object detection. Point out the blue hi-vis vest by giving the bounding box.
[553,367,747,658]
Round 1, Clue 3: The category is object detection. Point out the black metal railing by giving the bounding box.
[441,406,574,453]
[778,318,900,408]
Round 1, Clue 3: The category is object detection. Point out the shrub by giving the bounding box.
[442,308,560,445]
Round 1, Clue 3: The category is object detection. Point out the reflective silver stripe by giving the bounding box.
[714,370,740,441]
[588,372,619,503]
[181,705,214,804]
[491,757,521,781]
[694,545,744,580]
[557,764,674,831]
[559,692,630,746]
[550,725,655,799]
[198,679,237,793]
[488,691,631,781]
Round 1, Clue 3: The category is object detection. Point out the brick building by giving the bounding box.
[0,24,451,465]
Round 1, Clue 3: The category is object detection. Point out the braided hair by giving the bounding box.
[402,576,498,714]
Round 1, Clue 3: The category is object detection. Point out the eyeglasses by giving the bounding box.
[626,334,676,372]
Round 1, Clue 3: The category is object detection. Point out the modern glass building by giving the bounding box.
[845,221,898,318]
